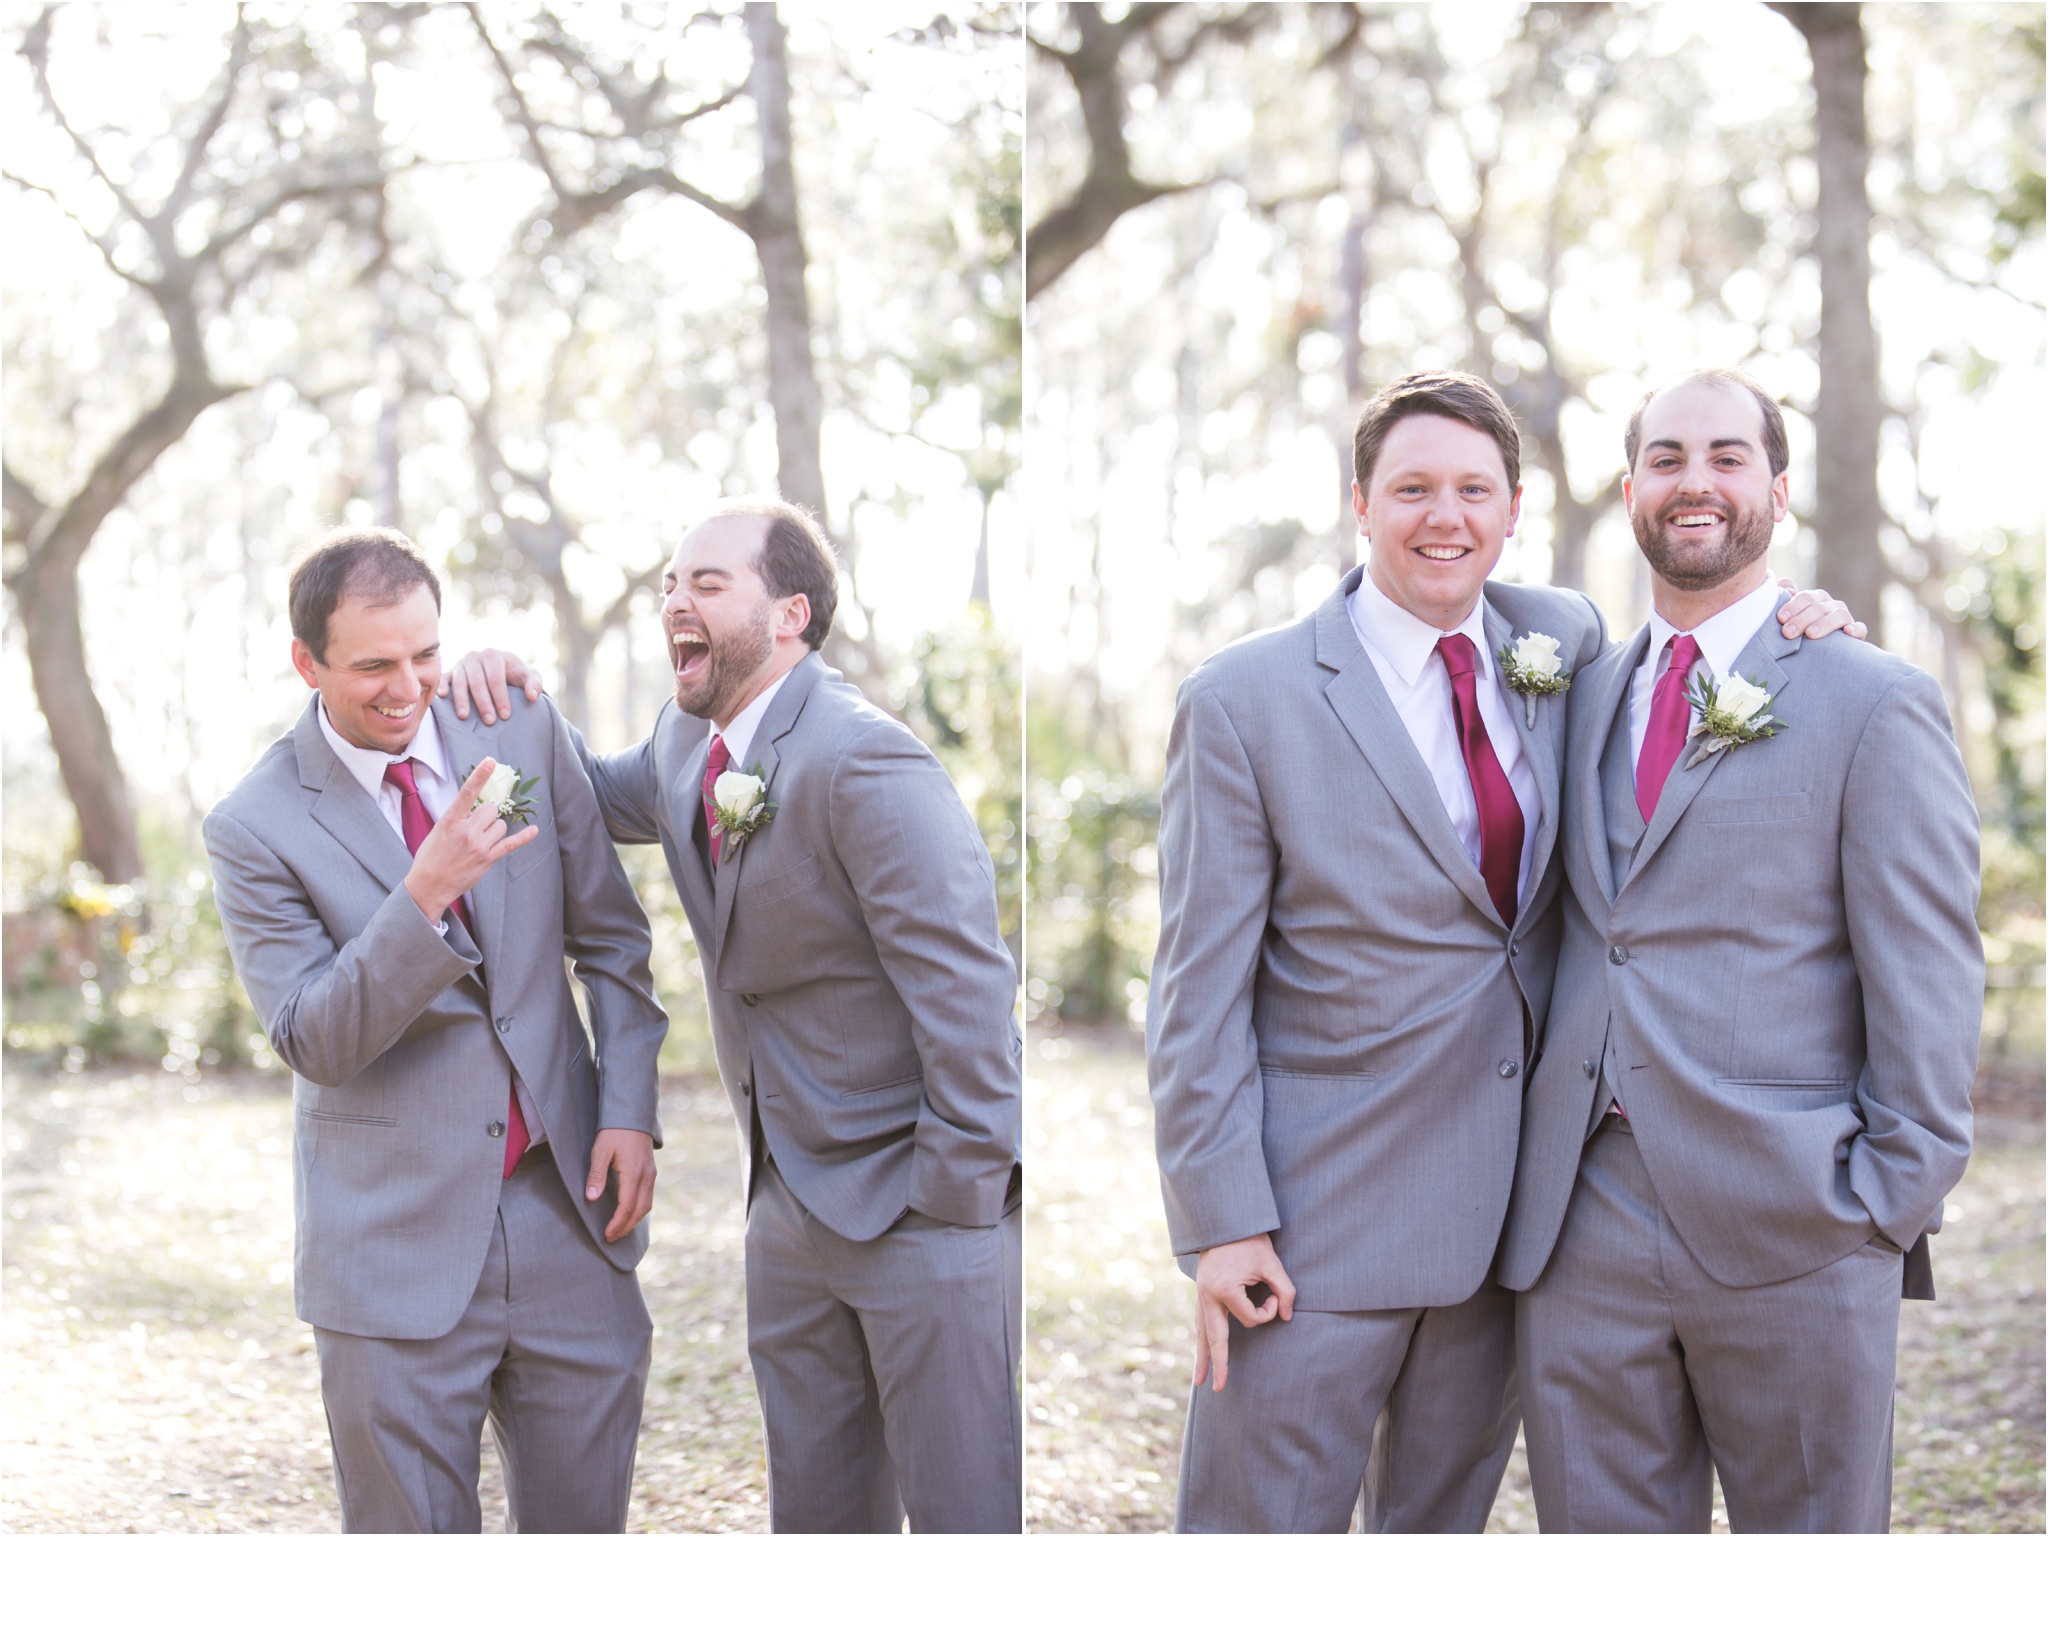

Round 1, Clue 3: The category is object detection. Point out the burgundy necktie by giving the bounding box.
[1436,634,1525,929]
[1635,633,1702,822]
[383,757,529,1177]
[700,733,731,866]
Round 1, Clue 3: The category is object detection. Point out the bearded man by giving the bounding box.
[1498,370,1983,1531]
[447,500,1023,1533]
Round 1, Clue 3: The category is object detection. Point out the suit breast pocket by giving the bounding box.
[506,816,556,879]
[1694,791,1814,825]
[748,852,822,911]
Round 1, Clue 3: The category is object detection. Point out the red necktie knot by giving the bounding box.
[1437,631,1480,679]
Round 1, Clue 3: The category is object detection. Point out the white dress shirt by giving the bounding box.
[713,667,793,773]
[317,697,546,1145]
[1347,573,1541,909]
[1627,575,1782,771]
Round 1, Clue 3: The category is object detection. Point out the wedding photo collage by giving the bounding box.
[2,0,2043,1582]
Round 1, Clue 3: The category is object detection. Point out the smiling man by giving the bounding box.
[1499,371,1983,1532]
[447,499,1024,1533]
[204,526,667,1531]
[1147,371,1857,1533]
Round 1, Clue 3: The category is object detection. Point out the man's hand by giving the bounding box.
[1776,579,1867,642]
[587,1127,656,1241]
[403,759,541,923]
[1191,1232,1296,1393]
[437,649,543,724]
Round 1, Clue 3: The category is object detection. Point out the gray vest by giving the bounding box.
[1587,688,1650,1134]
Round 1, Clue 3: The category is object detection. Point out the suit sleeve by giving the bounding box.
[203,809,477,1087]
[827,723,1021,1226]
[1839,669,1982,1249]
[570,708,669,847]
[543,700,669,1141]
[1145,673,1283,1256]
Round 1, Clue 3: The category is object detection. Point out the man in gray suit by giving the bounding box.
[1499,369,1982,1532]
[448,499,1022,1533]
[1149,371,1853,1533]
[205,527,667,1532]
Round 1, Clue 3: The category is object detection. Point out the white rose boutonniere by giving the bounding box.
[712,765,775,851]
[467,762,539,824]
[1683,672,1784,768]
[1497,631,1572,727]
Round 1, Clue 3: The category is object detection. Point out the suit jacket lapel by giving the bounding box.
[298,701,415,895]
[676,735,715,922]
[711,655,825,964]
[1625,610,1799,888]
[1574,627,1644,909]
[1316,578,1504,928]
[1482,594,1562,912]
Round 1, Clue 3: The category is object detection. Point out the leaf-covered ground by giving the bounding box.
[1024,1027,2046,1534]
[1,1065,767,1532]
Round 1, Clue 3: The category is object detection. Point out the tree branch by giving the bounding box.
[164,9,251,222]
[0,168,147,286]
[19,5,155,238]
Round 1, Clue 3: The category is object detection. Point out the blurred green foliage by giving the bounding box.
[895,608,1024,960]
[2,860,265,1078]
[1025,688,1157,1028]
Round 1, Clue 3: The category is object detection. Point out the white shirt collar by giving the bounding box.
[714,668,793,772]
[1348,569,1496,687]
[317,696,451,802]
[1646,576,1782,681]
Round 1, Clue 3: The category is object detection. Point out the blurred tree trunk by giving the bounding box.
[4,8,378,880]
[745,3,826,523]
[1775,2,1887,629]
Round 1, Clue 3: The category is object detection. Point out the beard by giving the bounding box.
[674,599,775,722]
[1632,495,1776,591]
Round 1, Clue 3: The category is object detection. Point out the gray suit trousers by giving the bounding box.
[1517,1119,1900,1533]
[745,1159,1022,1533]
[314,1148,652,1532]
[1176,1280,1518,1533]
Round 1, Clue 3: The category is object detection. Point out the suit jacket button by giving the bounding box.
[1498,1060,1519,1079]
[487,1120,506,1138]
[1509,940,1520,957]
[743,993,759,1007]
[739,1079,751,1097]
[1583,1059,1597,1079]
[1609,945,1629,966]
[495,1016,511,1033]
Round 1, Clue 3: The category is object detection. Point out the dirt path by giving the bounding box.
[1024,1027,2046,1533]
[2,1066,766,1532]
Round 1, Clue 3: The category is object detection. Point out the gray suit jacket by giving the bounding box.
[1148,568,1608,1311]
[205,695,666,1340]
[584,652,1021,1241]
[1499,601,1982,1294]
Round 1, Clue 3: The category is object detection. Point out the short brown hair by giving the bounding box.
[1625,369,1789,476]
[1354,370,1522,493]
[704,498,838,649]
[288,526,440,662]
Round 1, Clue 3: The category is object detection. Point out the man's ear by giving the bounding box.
[1621,474,1636,519]
[777,593,810,642]
[291,639,320,689]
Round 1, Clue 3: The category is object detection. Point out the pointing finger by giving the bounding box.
[452,758,497,809]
